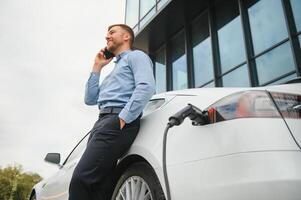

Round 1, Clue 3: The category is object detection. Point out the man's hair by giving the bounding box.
[108,24,135,48]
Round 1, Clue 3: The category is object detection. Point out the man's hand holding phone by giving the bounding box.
[92,48,114,73]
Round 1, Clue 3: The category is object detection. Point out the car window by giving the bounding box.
[63,132,90,165]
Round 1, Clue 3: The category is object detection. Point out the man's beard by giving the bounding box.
[107,41,122,53]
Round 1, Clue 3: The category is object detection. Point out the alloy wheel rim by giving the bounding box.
[115,176,153,200]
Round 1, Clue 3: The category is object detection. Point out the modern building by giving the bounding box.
[125,0,301,93]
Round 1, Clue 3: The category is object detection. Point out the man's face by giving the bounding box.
[106,26,128,52]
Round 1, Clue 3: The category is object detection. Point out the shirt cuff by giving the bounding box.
[91,71,100,76]
[119,108,135,124]
[87,72,101,84]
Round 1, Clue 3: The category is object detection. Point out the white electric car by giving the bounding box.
[30,82,301,200]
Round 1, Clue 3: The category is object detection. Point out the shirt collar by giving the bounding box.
[114,50,131,63]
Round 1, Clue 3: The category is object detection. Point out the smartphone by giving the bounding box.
[103,48,115,59]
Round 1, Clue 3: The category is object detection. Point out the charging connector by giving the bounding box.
[163,103,208,200]
[168,103,208,127]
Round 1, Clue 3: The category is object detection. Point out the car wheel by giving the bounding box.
[111,162,166,200]
[30,193,37,200]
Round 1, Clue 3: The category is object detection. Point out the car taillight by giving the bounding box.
[206,91,281,124]
[270,92,301,119]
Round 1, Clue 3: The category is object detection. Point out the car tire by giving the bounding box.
[30,193,37,200]
[111,162,166,200]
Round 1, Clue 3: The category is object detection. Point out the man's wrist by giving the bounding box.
[92,63,103,73]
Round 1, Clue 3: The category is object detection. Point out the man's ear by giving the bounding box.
[123,32,130,43]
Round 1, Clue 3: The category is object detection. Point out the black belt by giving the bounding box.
[99,107,123,114]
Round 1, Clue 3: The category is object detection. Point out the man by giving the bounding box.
[68,24,156,200]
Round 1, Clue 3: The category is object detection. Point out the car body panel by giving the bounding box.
[285,119,301,147]
[32,83,301,200]
[38,162,74,200]
[168,151,301,200]
[165,118,299,165]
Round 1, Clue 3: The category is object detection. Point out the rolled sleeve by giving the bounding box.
[84,72,100,105]
[118,51,156,123]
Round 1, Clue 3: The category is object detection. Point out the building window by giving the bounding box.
[125,0,139,28]
[270,73,297,85]
[255,42,295,85]
[125,0,170,32]
[222,65,250,87]
[140,0,156,27]
[191,12,214,87]
[155,48,167,93]
[216,0,246,74]
[171,31,187,90]
[247,0,288,54]
[290,0,301,32]
[140,0,156,18]
[203,81,215,88]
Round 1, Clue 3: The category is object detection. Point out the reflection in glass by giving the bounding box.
[171,31,187,90]
[247,0,288,54]
[290,0,301,32]
[256,42,295,85]
[192,12,214,87]
[216,0,245,73]
[222,65,250,87]
[203,81,215,88]
[140,0,156,19]
[155,48,167,93]
[270,73,297,85]
[125,0,139,28]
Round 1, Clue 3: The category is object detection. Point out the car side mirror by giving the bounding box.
[44,153,61,165]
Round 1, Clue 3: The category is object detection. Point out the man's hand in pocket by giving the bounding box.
[119,118,125,130]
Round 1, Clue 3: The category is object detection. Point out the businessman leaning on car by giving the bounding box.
[68,24,156,200]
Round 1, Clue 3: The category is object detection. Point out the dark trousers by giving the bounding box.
[68,113,140,200]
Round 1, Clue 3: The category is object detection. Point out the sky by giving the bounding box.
[0,0,125,178]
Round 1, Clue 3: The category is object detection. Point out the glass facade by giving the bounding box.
[140,0,156,18]
[125,0,300,92]
[247,0,288,54]
[125,0,171,32]
[140,8,156,28]
[155,48,167,93]
[271,73,297,85]
[125,0,139,28]
[256,42,295,85]
[290,0,301,32]
[203,81,215,88]
[216,0,246,73]
[191,12,214,87]
[171,31,187,90]
[140,0,156,27]
[222,65,250,87]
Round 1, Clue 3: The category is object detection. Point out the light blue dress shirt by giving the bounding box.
[84,50,156,123]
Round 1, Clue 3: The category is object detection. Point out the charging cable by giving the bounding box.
[162,103,208,200]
